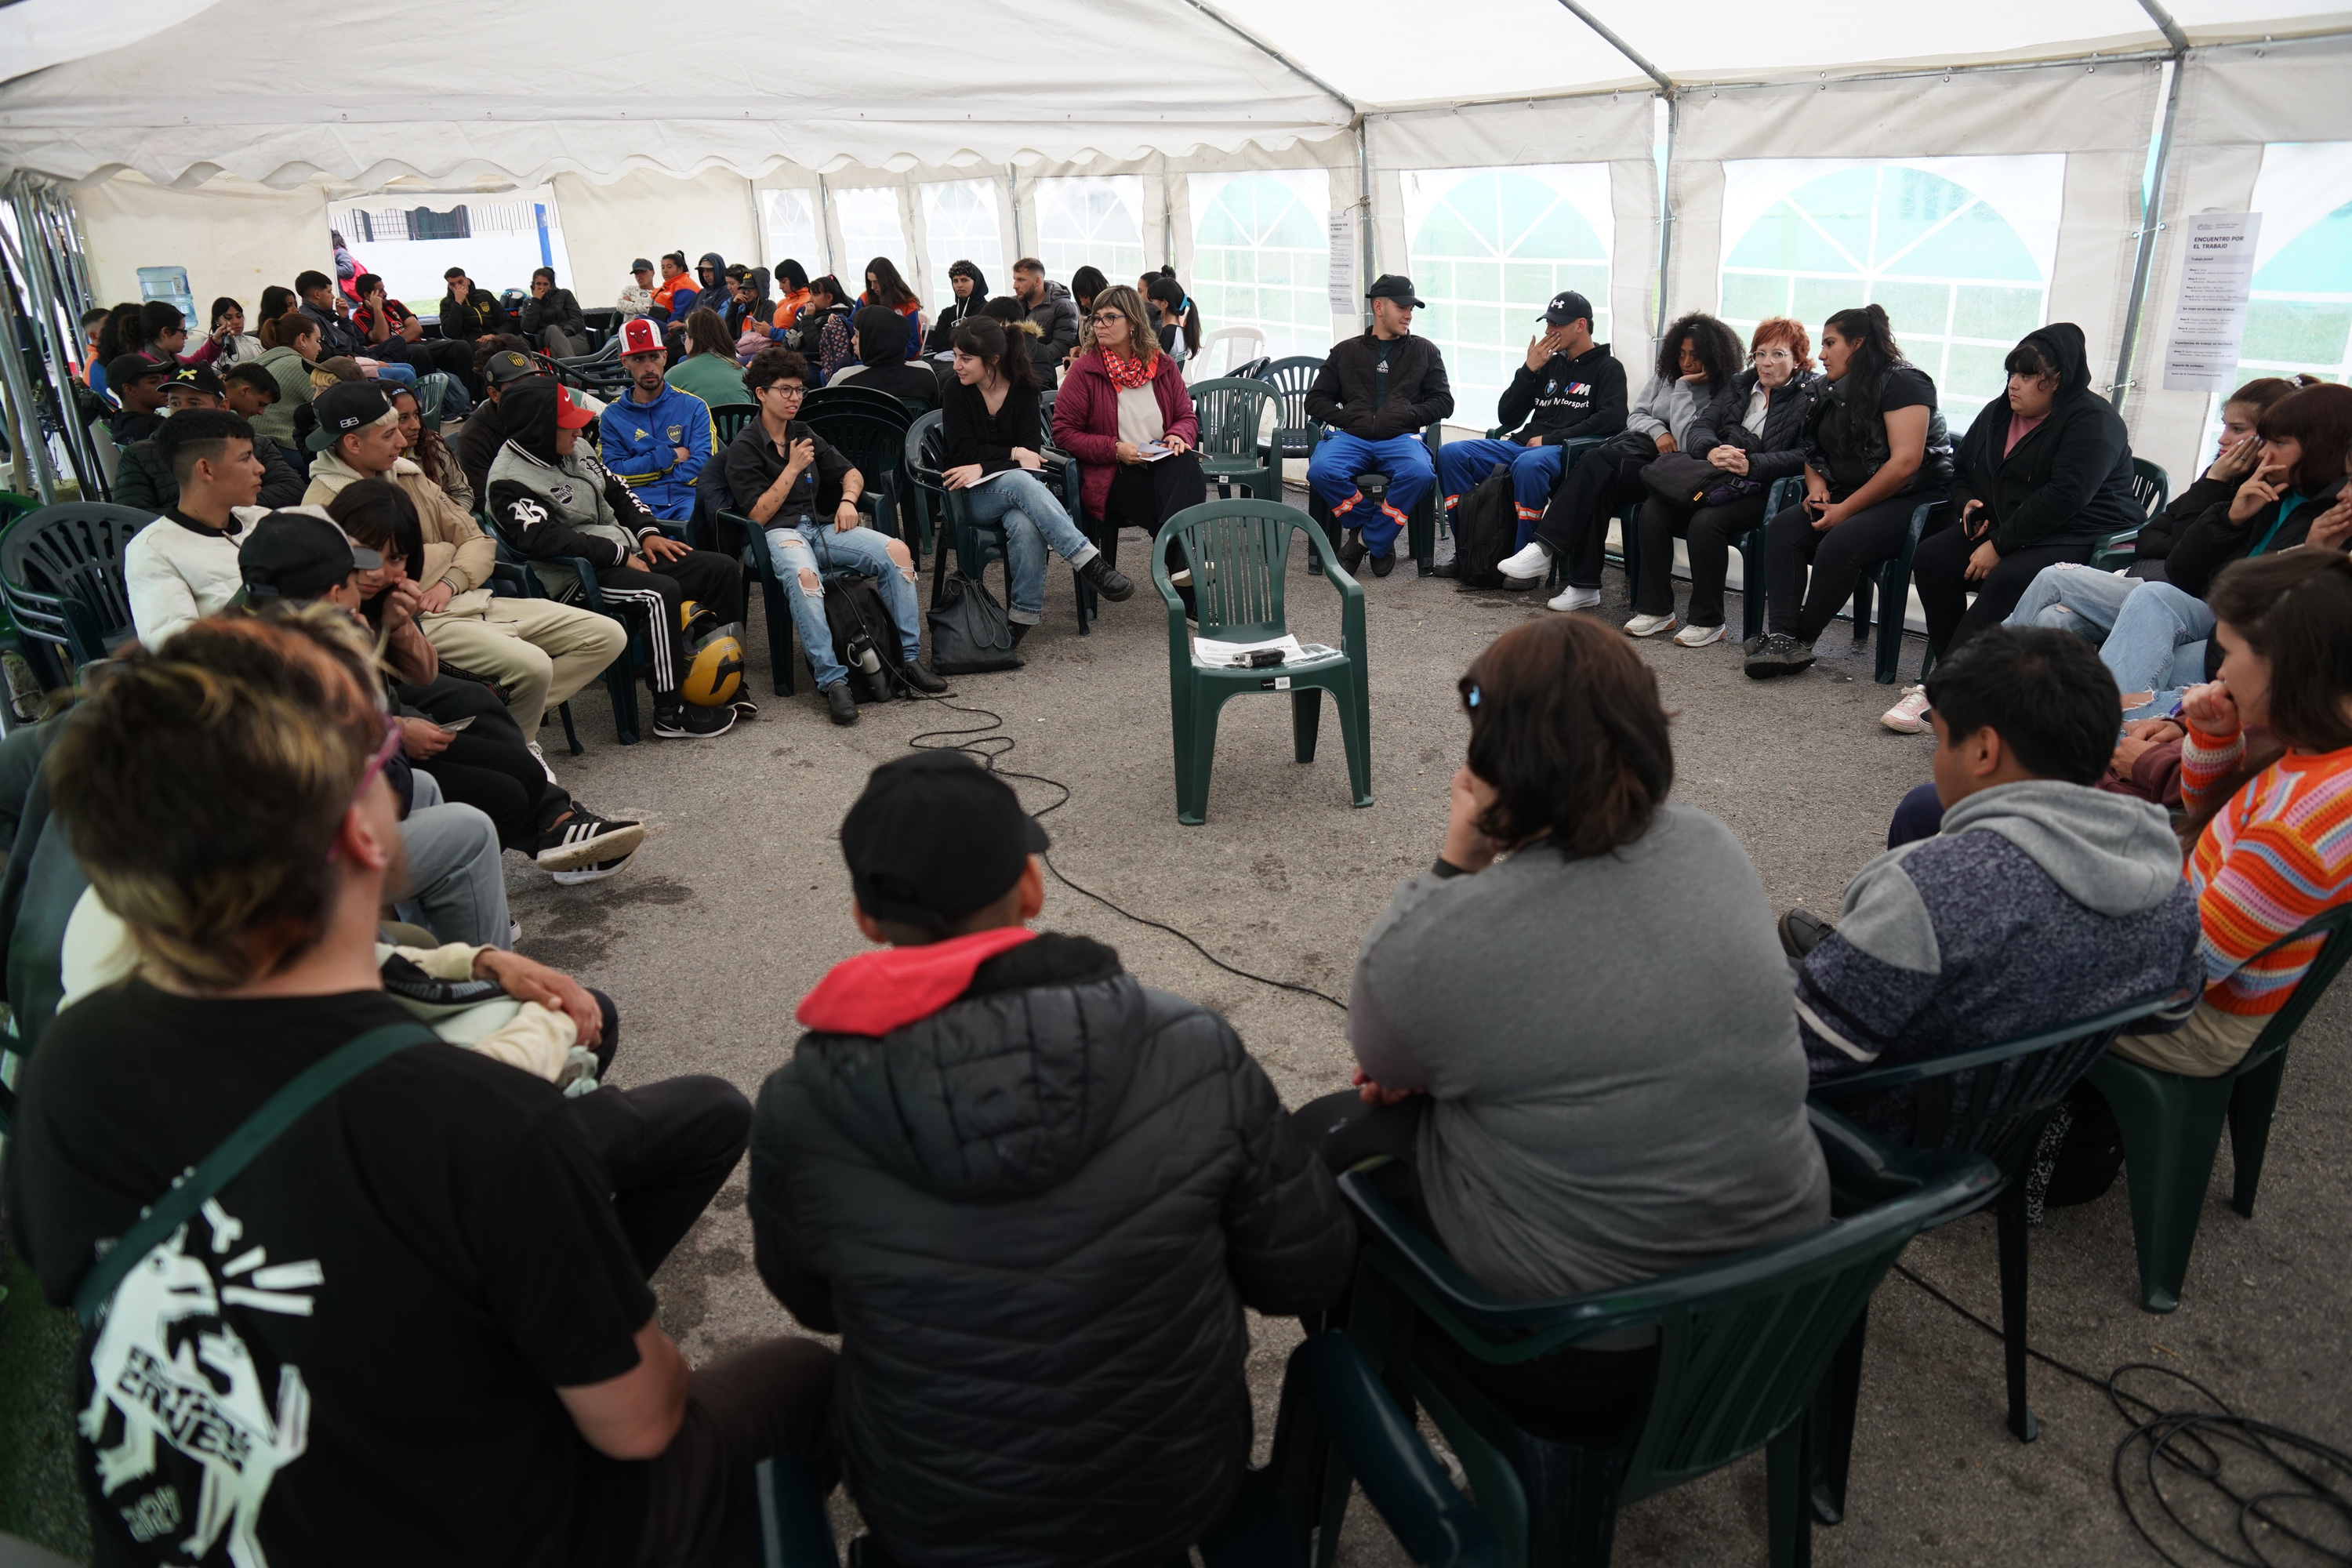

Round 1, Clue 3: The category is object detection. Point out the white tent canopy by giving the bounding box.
[0,0,2345,481]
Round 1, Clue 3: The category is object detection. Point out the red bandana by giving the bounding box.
[1100,348,1155,390]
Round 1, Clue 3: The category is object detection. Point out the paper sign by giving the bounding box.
[2162,212,2262,394]
[1327,214,1356,316]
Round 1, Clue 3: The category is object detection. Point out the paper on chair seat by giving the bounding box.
[1190,633,1338,667]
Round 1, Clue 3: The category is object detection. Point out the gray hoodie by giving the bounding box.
[1798,779,2201,1131]
[1624,372,1715,448]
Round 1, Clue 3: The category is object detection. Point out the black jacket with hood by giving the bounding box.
[748,931,1356,1568]
[1686,367,1820,483]
[1305,330,1454,441]
[1947,323,2139,554]
[2161,471,2350,600]
[926,264,992,352]
[838,306,940,411]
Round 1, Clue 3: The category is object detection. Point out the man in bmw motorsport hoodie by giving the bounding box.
[749,751,1356,1568]
[1436,289,1628,537]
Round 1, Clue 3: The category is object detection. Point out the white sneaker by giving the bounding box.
[1881,685,1933,734]
[1498,542,1553,580]
[1547,584,1602,613]
[1624,612,1677,638]
[1674,622,1728,648]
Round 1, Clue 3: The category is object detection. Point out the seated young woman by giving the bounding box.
[833,306,940,410]
[2110,549,2352,1076]
[1624,315,1818,645]
[940,314,1133,644]
[1049,284,1204,579]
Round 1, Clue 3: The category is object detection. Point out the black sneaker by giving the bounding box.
[536,809,647,873]
[1778,907,1836,957]
[1009,622,1033,648]
[731,695,759,720]
[653,701,736,738]
[1743,633,1817,680]
[551,851,636,886]
[1080,557,1134,601]
[1431,559,1459,579]
[824,682,858,725]
[900,662,948,694]
[1370,550,1396,578]
[1338,532,1367,574]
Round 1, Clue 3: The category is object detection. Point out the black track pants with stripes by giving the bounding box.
[593,550,746,698]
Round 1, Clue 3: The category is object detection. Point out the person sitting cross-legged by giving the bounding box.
[748,750,1354,1567]
[599,316,717,526]
[488,377,755,741]
[4,604,835,1568]
[1785,626,2202,1137]
[1305,274,1454,576]
[1435,289,1626,557]
[724,346,946,727]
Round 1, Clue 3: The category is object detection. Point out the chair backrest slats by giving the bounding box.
[1167,501,1301,642]
[1188,378,1274,463]
[2131,457,2171,524]
[0,503,151,663]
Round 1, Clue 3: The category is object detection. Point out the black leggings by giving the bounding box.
[1765,492,1950,641]
[1532,444,1651,589]
[1631,489,1773,625]
[593,548,746,699]
[397,675,560,853]
[1094,450,1207,577]
[1911,523,2092,659]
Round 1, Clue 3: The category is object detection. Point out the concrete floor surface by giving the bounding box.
[511,510,2349,1568]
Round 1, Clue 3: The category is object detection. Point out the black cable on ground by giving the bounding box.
[895,683,1351,1014]
[1893,1263,2352,1566]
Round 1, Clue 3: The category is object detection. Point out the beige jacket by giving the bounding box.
[303,449,497,615]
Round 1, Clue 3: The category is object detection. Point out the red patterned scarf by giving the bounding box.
[1100,347,1156,390]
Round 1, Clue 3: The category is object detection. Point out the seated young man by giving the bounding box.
[3,604,832,1568]
[487,376,753,740]
[598,316,717,524]
[1304,275,1454,576]
[105,353,172,444]
[304,379,629,751]
[749,751,1354,1566]
[1790,626,2202,1135]
[1435,291,1625,546]
[125,408,270,645]
[456,341,542,499]
[724,347,946,726]
[115,365,306,512]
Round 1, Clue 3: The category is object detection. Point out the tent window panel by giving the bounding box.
[834,188,911,289]
[1951,285,2044,344]
[1188,170,1330,361]
[2242,301,2352,365]
[2201,147,2352,466]
[920,180,1006,315]
[1403,164,1615,431]
[1031,176,1145,291]
[762,190,822,276]
[1719,273,1790,322]
[1789,277,1858,330]
[1944,343,2014,423]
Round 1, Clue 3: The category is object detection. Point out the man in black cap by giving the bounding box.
[455,341,543,500]
[104,353,172,444]
[619,257,658,320]
[1304,274,1454,575]
[1435,289,1626,552]
[746,750,1354,1568]
[114,366,306,513]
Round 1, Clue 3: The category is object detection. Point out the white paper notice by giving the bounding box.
[2162,212,2263,394]
[1327,214,1356,316]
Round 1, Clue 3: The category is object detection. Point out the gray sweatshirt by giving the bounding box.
[1624,373,1713,448]
[1349,804,1831,1301]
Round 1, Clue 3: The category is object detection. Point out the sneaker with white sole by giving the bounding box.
[1624,612,1677,638]
[1498,541,1554,580]
[1880,684,1933,734]
[536,809,646,873]
[1547,584,1602,612]
[1674,622,1728,648]
[551,855,634,886]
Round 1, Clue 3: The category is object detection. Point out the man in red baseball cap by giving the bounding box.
[596,317,716,525]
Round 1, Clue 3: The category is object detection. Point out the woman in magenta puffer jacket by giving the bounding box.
[1051,284,1206,574]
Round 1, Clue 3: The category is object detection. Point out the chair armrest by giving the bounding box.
[753,1455,838,1568]
[1291,1331,1498,1568]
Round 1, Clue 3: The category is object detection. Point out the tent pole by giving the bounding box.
[2111,0,2191,415]
[0,223,60,503]
[1007,165,1021,260]
[1356,118,1374,331]
[815,176,834,277]
[1653,91,1678,346]
[1167,0,1357,117]
[1548,0,1674,93]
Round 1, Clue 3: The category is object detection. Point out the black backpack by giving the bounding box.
[1450,463,1519,589]
[822,576,909,704]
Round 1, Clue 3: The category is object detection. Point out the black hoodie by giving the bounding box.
[1948,322,2140,554]
[841,306,940,411]
[925,264,992,353]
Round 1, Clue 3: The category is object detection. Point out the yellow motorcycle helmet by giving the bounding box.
[678,600,745,710]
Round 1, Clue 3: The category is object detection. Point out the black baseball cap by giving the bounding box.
[238,511,381,602]
[630,257,655,274]
[484,349,543,386]
[840,752,1048,931]
[304,380,397,452]
[1367,274,1425,309]
[107,352,169,390]
[1543,290,1594,328]
[166,365,224,399]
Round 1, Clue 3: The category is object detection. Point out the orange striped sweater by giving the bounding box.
[2182,720,2352,1014]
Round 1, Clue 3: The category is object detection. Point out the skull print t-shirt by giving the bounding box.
[5,980,657,1567]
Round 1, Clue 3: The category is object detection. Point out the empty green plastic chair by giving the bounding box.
[1192,377,1279,503]
[2091,458,2172,570]
[1153,499,1370,825]
[2086,904,2352,1312]
[1327,1108,1998,1568]
[756,1330,1497,1568]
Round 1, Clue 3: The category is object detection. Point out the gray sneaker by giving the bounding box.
[1743,633,1816,680]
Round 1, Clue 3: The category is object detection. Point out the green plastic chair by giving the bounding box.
[2085,904,2352,1313]
[909,412,1095,637]
[1192,377,1279,502]
[754,1330,1498,1568]
[1154,499,1370,826]
[800,405,912,550]
[1327,1109,1997,1568]
[1844,499,1940,685]
[2090,458,2172,571]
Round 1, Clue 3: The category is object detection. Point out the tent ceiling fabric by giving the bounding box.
[0,0,2343,186]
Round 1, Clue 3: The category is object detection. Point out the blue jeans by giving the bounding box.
[2100,580,2216,719]
[956,469,1098,622]
[764,520,921,689]
[1436,438,1565,533]
[1307,431,1433,555]
[2006,561,2140,644]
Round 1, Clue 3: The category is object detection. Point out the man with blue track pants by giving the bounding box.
[1436,290,1628,549]
[1304,275,1454,577]
[599,317,717,524]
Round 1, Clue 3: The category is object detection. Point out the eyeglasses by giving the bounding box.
[1091,310,1126,325]
[327,715,403,862]
[765,384,807,401]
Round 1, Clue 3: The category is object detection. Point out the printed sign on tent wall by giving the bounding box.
[1716,155,2063,437]
[2163,214,2263,394]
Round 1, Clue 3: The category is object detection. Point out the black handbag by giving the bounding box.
[1640,450,1760,510]
[927,570,1024,674]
